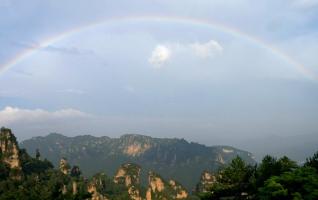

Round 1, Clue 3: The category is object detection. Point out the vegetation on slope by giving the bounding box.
[197,153,318,199]
[20,133,255,190]
[1,127,318,200]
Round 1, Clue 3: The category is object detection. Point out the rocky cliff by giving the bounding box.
[114,163,142,200]
[0,127,22,179]
[195,171,217,193]
[146,171,188,200]
[0,127,21,170]
[113,163,188,200]
[88,175,108,200]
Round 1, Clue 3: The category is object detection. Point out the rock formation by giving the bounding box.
[146,171,188,200]
[59,157,70,175]
[0,127,22,179]
[88,174,108,200]
[114,163,142,200]
[113,163,188,200]
[196,171,217,193]
[148,171,165,193]
[0,127,21,170]
[169,180,188,199]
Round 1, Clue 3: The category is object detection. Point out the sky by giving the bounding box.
[0,0,318,158]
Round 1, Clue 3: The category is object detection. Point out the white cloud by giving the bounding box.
[148,45,171,68]
[0,106,90,125]
[190,40,223,58]
[148,40,223,68]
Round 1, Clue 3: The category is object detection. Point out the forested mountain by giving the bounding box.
[0,127,196,200]
[21,133,255,190]
[1,127,318,199]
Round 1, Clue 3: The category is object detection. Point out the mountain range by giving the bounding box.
[20,133,255,190]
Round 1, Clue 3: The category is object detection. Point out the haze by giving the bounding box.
[0,0,317,161]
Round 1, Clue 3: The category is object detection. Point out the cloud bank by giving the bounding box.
[0,106,90,125]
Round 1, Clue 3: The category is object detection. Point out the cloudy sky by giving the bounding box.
[0,0,318,151]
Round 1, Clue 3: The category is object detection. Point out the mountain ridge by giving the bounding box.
[21,132,255,190]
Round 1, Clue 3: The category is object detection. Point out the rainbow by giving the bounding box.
[1,15,316,80]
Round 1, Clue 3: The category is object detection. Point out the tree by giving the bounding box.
[70,166,81,178]
[305,151,318,171]
[0,162,10,180]
[258,167,318,200]
[258,178,288,200]
[35,149,41,160]
[209,156,256,199]
[256,155,297,187]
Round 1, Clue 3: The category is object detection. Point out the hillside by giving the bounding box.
[21,133,255,190]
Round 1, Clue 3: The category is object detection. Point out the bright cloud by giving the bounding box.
[148,45,172,68]
[0,106,90,125]
[148,40,223,68]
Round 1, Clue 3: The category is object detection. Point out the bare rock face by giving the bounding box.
[128,186,142,200]
[62,185,68,194]
[169,180,188,199]
[72,181,77,195]
[88,176,108,200]
[113,163,189,200]
[147,171,188,200]
[216,154,225,164]
[148,171,165,193]
[114,163,142,200]
[0,128,21,170]
[121,135,152,157]
[0,127,22,179]
[59,157,70,175]
[196,171,217,193]
[124,143,151,157]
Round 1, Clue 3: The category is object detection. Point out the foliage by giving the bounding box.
[0,162,10,180]
[305,151,318,171]
[199,151,318,200]
[207,156,256,199]
[70,166,81,178]
[258,167,318,199]
[1,127,318,200]
[256,155,297,187]
[20,149,54,175]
